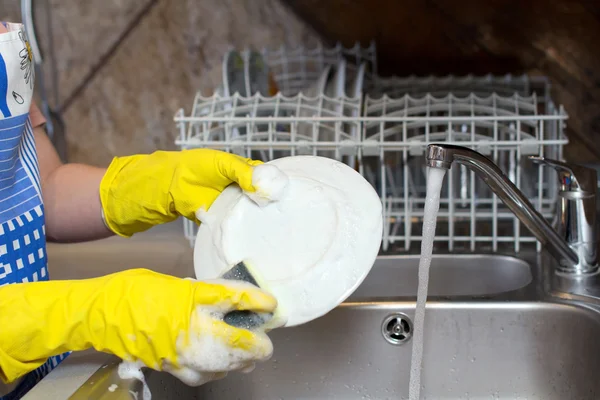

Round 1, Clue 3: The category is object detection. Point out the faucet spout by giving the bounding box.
[425,144,594,275]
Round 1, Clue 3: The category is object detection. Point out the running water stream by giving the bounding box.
[408,166,447,400]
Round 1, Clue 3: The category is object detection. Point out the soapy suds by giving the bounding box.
[118,299,276,394]
[245,164,289,207]
[408,167,446,400]
[108,384,118,392]
[168,305,274,386]
[118,361,152,400]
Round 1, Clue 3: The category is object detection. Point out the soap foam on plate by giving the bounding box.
[245,164,289,207]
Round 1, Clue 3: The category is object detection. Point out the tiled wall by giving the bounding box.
[1,0,321,165]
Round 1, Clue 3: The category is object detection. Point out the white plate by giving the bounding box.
[349,62,366,99]
[297,65,332,140]
[194,156,383,327]
[325,59,346,99]
[304,64,331,97]
[222,49,246,96]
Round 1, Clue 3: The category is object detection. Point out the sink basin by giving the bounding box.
[64,253,600,399]
[349,254,532,299]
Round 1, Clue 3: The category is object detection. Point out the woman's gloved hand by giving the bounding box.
[0,269,278,385]
[99,149,263,237]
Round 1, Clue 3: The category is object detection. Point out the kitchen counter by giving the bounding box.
[22,220,195,399]
[43,220,195,281]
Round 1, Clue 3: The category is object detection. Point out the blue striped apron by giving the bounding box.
[0,22,68,400]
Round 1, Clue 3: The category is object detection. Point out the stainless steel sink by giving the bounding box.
[67,252,600,399]
[348,254,532,299]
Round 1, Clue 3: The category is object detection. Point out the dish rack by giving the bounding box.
[174,42,569,255]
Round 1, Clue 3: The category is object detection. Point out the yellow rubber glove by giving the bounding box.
[99,149,263,237]
[0,269,277,385]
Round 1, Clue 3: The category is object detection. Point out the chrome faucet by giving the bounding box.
[426,144,598,275]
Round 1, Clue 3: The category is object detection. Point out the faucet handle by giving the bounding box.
[529,156,598,194]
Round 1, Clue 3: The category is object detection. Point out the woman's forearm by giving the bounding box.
[33,126,114,242]
[42,163,113,242]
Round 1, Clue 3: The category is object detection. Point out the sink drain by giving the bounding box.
[382,313,413,345]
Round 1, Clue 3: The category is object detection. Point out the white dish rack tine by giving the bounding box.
[174,42,569,254]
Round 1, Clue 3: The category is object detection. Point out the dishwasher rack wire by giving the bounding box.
[174,42,569,254]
